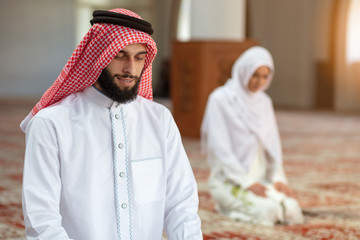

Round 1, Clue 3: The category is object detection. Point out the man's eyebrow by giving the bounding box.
[118,50,148,55]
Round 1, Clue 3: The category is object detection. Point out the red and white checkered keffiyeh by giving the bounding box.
[20,8,157,132]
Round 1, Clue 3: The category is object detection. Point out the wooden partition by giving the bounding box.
[171,40,258,138]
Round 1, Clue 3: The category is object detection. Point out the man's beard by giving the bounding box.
[97,68,141,104]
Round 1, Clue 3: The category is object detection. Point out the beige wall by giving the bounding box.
[248,0,317,108]
[336,63,360,112]
[334,0,360,112]
[0,0,76,97]
[0,0,164,98]
[1,0,359,112]
[248,0,360,112]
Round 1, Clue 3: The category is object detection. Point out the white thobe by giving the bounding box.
[22,86,202,240]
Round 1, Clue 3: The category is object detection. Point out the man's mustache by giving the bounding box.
[113,74,139,80]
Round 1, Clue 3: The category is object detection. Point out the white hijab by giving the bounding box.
[201,46,282,176]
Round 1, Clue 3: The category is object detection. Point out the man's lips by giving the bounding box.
[115,77,135,87]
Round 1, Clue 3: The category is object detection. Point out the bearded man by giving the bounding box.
[21,9,202,240]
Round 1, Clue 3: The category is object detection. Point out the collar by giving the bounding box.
[83,86,114,109]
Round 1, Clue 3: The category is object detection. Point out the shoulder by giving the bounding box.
[135,96,173,117]
[129,97,176,131]
[32,92,83,122]
[263,92,274,106]
[209,87,225,100]
[132,97,179,138]
[205,86,228,110]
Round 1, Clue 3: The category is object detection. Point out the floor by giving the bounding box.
[1,100,360,240]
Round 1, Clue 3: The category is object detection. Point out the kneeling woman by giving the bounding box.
[201,46,304,226]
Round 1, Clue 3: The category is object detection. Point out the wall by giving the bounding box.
[248,0,360,112]
[0,0,76,98]
[2,0,358,111]
[0,0,162,98]
[248,0,317,108]
[335,0,360,112]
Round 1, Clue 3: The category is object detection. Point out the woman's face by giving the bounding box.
[247,66,270,93]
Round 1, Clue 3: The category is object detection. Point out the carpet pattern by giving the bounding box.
[1,103,360,240]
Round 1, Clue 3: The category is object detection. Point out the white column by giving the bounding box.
[190,0,246,41]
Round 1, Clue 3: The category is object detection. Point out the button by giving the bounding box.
[115,114,120,119]
[118,143,124,149]
[119,172,125,178]
[121,203,127,209]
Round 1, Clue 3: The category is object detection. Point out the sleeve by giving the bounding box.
[22,117,73,240]
[163,112,203,240]
[263,100,288,185]
[201,95,254,188]
[271,163,288,184]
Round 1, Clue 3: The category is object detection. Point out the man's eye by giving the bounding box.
[136,55,146,60]
[115,55,125,59]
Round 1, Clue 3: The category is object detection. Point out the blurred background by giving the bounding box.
[1,0,359,114]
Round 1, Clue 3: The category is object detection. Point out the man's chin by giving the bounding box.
[116,84,135,91]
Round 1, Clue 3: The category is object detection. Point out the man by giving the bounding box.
[21,8,202,240]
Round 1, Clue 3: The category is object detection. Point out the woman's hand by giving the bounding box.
[247,182,267,198]
[274,182,296,198]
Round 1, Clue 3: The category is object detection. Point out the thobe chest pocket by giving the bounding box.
[131,158,165,203]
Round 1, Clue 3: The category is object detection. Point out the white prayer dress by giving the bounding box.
[201,46,304,226]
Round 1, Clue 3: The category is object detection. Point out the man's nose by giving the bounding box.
[123,59,135,75]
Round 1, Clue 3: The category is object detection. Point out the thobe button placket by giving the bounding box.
[110,104,132,238]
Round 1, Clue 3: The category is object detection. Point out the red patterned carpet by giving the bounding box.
[1,102,360,240]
